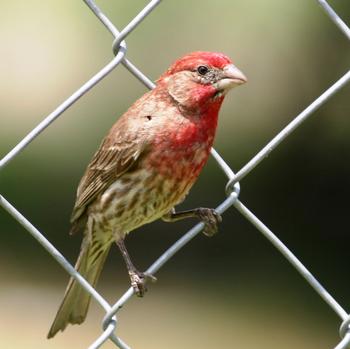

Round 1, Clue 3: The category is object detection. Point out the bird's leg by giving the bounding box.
[116,238,156,297]
[162,207,222,237]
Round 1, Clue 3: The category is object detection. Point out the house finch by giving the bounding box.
[48,51,247,338]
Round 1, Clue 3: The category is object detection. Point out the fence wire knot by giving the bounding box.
[340,317,350,338]
[0,0,350,348]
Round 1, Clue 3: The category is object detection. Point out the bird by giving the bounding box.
[47,51,247,338]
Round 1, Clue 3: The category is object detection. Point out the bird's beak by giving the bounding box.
[214,64,247,93]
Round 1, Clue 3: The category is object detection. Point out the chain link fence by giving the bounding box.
[1,0,350,348]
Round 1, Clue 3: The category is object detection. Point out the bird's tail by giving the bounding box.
[47,238,111,338]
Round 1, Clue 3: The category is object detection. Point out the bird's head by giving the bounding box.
[158,51,247,111]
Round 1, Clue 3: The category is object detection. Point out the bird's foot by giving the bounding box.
[196,208,222,237]
[129,270,157,297]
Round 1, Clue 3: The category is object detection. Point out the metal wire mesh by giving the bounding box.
[1,0,349,348]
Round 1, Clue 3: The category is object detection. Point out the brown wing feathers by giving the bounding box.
[70,130,148,231]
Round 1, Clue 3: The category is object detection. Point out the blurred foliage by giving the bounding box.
[0,0,350,348]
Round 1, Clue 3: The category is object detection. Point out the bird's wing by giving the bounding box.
[70,137,148,224]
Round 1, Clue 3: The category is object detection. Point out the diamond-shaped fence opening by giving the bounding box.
[1,1,350,348]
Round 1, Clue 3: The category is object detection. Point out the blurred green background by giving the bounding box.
[1,0,350,348]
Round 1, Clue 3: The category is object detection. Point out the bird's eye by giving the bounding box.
[197,65,209,75]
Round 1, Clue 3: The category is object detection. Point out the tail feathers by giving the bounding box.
[47,241,111,339]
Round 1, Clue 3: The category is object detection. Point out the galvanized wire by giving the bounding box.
[0,0,349,348]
